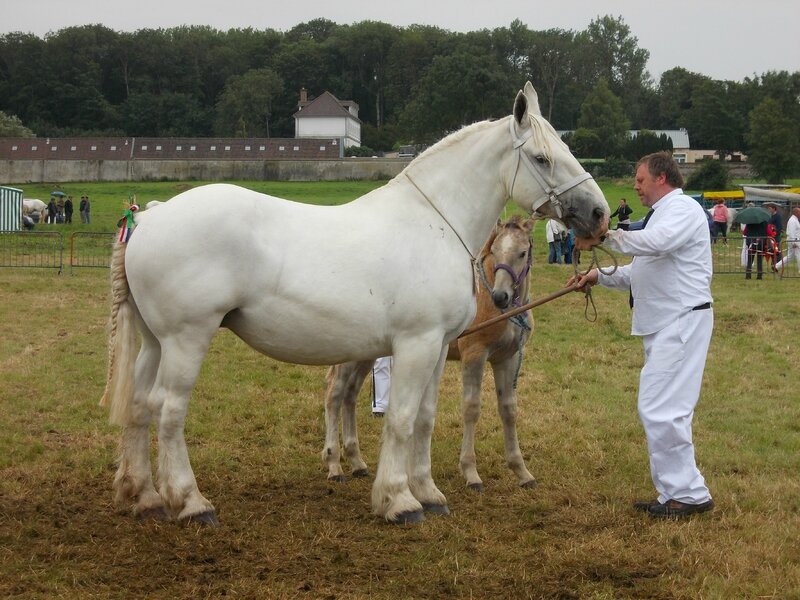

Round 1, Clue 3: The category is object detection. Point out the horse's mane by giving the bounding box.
[408,113,564,171]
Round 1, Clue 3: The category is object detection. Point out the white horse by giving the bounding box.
[323,216,538,490]
[22,199,47,223]
[100,82,609,526]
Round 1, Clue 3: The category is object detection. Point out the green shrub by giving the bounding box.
[686,160,730,191]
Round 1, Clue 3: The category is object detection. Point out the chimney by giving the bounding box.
[300,87,307,103]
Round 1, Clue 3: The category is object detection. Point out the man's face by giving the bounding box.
[634,164,664,208]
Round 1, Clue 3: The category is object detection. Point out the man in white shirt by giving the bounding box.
[546,219,566,264]
[775,207,800,274]
[569,152,715,519]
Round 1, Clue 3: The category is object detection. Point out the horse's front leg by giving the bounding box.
[321,361,371,481]
[408,344,450,514]
[491,354,536,488]
[459,356,488,491]
[371,336,446,523]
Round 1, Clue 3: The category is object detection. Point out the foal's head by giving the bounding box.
[487,216,534,310]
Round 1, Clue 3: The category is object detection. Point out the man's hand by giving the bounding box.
[566,268,599,292]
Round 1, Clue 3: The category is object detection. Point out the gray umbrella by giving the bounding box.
[50,191,66,197]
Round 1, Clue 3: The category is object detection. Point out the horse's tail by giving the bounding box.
[99,239,137,427]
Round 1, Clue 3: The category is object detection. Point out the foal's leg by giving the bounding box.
[372,336,446,523]
[152,327,219,524]
[459,356,488,491]
[322,361,371,481]
[491,354,536,488]
[114,328,166,519]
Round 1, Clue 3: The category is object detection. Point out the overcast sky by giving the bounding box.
[5,0,799,82]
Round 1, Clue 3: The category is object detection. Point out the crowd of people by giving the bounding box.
[42,195,91,224]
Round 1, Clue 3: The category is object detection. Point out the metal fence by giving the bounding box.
[69,232,115,273]
[711,235,798,278]
[0,231,64,273]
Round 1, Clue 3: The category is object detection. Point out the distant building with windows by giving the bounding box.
[293,88,362,149]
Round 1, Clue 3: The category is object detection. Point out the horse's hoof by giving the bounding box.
[422,503,450,516]
[352,468,370,478]
[388,509,425,525]
[183,510,219,527]
[328,475,347,483]
[467,482,485,493]
[520,479,538,489]
[136,506,169,521]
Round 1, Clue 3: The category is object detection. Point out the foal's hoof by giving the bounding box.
[183,510,219,527]
[520,479,538,490]
[467,482,485,493]
[388,509,425,525]
[136,506,169,522]
[352,468,370,478]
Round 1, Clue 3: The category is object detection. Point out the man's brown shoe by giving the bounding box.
[633,499,659,512]
[647,498,714,519]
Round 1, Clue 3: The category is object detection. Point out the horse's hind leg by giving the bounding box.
[114,328,167,520]
[491,354,536,488]
[459,357,487,491]
[322,361,371,481]
[153,328,219,524]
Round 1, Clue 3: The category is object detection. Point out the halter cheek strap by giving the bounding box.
[508,117,594,220]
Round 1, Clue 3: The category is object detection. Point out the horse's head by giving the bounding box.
[507,82,609,248]
[484,216,534,310]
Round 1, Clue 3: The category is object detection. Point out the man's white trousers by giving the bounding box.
[638,309,713,504]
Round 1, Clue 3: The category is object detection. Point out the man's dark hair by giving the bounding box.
[637,151,684,188]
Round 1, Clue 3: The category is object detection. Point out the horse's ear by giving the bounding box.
[523,81,541,116]
[513,81,541,125]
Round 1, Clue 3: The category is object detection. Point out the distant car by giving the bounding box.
[397,145,417,159]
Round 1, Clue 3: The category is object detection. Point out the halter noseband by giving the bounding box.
[508,117,594,220]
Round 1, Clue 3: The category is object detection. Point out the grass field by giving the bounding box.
[1,179,799,599]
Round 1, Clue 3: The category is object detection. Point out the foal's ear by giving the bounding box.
[522,217,536,234]
[513,81,541,124]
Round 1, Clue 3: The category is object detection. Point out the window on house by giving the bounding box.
[70,146,77,151]
[110,145,117,151]
[224,145,231,151]
[51,146,57,151]
[90,145,97,151]
[320,146,326,151]
[155,145,162,151]
[210,145,216,151]
[293,146,299,151]
[31,145,38,151]
[11,145,17,151]
[176,145,182,151]
[278,146,285,151]
[260,145,266,151]
[245,145,251,151]
[190,145,196,151]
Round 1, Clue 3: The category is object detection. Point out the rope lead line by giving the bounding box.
[459,244,619,338]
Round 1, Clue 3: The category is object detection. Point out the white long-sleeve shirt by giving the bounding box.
[598,188,713,336]
[545,219,566,243]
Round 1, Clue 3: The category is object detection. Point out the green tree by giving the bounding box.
[679,80,744,159]
[685,160,730,191]
[745,97,800,184]
[0,110,35,136]
[577,79,630,157]
[214,68,284,136]
[524,28,577,124]
[657,67,709,128]
[623,129,672,161]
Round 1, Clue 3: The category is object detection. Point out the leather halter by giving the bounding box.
[508,117,594,220]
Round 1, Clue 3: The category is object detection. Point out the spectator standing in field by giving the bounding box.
[84,196,91,224]
[743,221,767,280]
[775,207,800,274]
[47,198,58,224]
[765,202,783,265]
[610,198,634,228]
[546,219,565,264]
[711,199,729,244]
[569,152,715,519]
[79,196,88,223]
[64,196,74,224]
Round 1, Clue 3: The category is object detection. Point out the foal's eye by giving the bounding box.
[519,251,527,259]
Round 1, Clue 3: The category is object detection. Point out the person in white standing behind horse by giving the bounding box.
[775,206,800,274]
[372,356,391,417]
[569,151,715,519]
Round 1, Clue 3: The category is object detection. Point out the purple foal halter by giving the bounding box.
[492,241,532,307]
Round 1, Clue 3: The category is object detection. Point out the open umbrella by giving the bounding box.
[734,206,770,225]
[50,191,66,197]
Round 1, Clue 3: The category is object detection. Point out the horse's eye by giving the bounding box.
[535,155,548,165]
[519,251,527,259]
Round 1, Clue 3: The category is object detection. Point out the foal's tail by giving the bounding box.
[99,240,137,427]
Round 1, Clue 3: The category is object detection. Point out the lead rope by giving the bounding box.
[571,245,619,322]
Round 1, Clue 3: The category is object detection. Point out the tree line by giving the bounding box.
[1,16,798,181]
